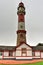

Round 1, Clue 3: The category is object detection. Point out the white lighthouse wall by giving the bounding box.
[16,43,32,59]
[18,22,25,30]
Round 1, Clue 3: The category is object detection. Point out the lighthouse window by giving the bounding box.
[20,25,23,28]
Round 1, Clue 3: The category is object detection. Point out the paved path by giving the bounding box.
[0,59,43,64]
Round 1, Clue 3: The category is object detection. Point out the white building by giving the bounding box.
[0,2,43,60]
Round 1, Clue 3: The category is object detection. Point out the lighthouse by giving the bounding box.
[17,2,26,46]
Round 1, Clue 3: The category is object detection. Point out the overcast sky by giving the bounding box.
[0,0,43,46]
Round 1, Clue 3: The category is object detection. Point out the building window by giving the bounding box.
[22,48,27,56]
[35,51,40,57]
[9,51,13,56]
[4,51,9,57]
[0,52,2,56]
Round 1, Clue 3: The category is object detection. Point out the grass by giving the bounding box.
[21,61,43,65]
[0,61,43,65]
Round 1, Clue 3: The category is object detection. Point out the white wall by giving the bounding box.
[18,22,25,30]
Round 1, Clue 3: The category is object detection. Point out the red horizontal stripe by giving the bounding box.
[17,30,26,34]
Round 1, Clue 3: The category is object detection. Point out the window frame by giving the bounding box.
[21,48,27,56]
[9,51,13,57]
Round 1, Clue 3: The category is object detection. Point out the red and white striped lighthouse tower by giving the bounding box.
[17,2,26,46]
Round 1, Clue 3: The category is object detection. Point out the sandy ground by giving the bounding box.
[0,59,43,64]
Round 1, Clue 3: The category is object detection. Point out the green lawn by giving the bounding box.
[0,61,43,65]
[21,61,43,65]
